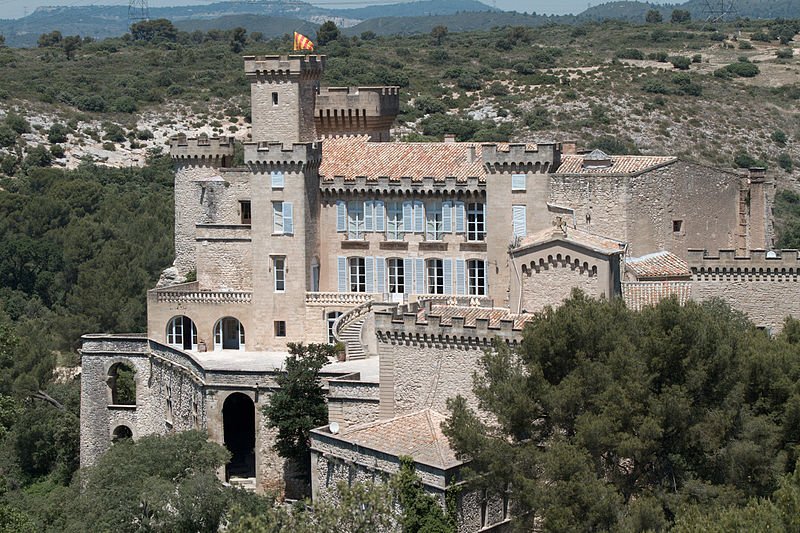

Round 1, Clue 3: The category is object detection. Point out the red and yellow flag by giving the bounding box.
[293,32,314,51]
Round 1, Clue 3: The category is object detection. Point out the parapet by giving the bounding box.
[315,86,400,142]
[243,54,325,80]
[170,134,235,163]
[243,141,322,168]
[688,248,800,278]
[481,142,560,173]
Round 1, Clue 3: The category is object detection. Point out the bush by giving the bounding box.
[646,9,663,23]
[414,96,447,115]
[47,123,69,144]
[647,51,669,62]
[456,75,481,91]
[734,151,763,168]
[723,62,760,77]
[0,125,16,147]
[111,96,137,113]
[710,32,726,42]
[427,49,450,65]
[49,144,65,158]
[777,48,794,59]
[692,54,702,63]
[772,130,788,144]
[778,153,793,172]
[5,113,31,134]
[643,79,670,94]
[739,40,754,49]
[486,82,509,96]
[76,95,107,112]
[615,49,645,60]
[751,31,771,42]
[102,123,126,143]
[135,129,154,140]
[670,56,691,70]
[651,29,669,42]
[23,146,52,168]
[524,107,551,130]
[590,136,640,155]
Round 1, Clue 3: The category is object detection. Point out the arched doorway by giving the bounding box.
[214,317,245,351]
[166,315,198,350]
[222,393,255,480]
[112,425,133,443]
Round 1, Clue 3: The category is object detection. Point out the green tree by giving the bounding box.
[430,25,449,45]
[61,35,81,60]
[230,27,247,53]
[5,113,30,134]
[37,31,62,48]
[47,123,69,144]
[394,456,456,533]
[316,21,340,46]
[130,18,177,42]
[671,9,691,23]
[263,343,331,483]
[646,9,663,23]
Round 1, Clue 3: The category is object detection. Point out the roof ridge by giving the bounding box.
[426,410,448,467]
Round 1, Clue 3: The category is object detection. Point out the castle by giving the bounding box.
[80,54,795,531]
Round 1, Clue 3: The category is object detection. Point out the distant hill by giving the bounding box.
[346,11,571,36]
[580,0,800,22]
[176,15,318,36]
[326,0,498,20]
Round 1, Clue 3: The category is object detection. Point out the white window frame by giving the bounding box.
[427,258,444,294]
[349,257,366,292]
[327,312,342,344]
[213,317,245,351]
[272,201,293,235]
[387,258,405,294]
[166,316,197,350]
[425,202,444,241]
[273,256,286,292]
[386,202,403,240]
[467,202,486,242]
[511,173,527,191]
[347,201,365,240]
[468,259,486,296]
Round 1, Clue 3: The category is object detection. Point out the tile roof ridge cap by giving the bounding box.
[628,250,673,261]
[343,409,433,435]
[425,410,448,466]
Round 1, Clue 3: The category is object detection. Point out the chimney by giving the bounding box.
[444,134,456,143]
[561,141,577,155]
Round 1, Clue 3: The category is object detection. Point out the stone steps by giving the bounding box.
[340,318,366,360]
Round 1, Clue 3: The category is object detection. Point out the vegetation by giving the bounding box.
[444,291,800,531]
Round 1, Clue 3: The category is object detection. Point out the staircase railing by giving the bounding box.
[332,299,374,359]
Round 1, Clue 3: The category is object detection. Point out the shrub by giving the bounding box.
[738,41,754,49]
[643,79,670,94]
[751,31,771,42]
[456,75,481,91]
[772,130,788,145]
[778,153,793,172]
[427,49,450,65]
[651,29,669,42]
[734,151,762,168]
[590,135,640,155]
[723,62,760,77]
[647,51,669,62]
[776,48,793,59]
[49,144,65,158]
[692,54,702,63]
[102,141,116,151]
[486,82,509,96]
[47,123,69,143]
[524,107,551,130]
[135,129,154,140]
[646,9,663,23]
[671,9,691,23]
[670,56,691,70]
[360,30,376,40]
[102,123,126,143]
[111,96,137,113]
[710,32,726,42]
[615,49,645,60]
[76,95,107,112]
[514,63,536,75]
[23,146,52,168]
[0,125,16,147]
[414,96,447,115]
[5,113,31,134]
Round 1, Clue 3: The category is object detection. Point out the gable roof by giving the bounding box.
[556,154,677,175]
[623,281,693,311]
[626,251,691,279]
[514,226,626,256]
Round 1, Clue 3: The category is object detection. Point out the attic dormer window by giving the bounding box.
[582,149,613,169]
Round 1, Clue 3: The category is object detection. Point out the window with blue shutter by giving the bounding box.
[415,258,424,294]
[364,201,374,232]
[454,201,465,233]
[365,257,375,293]
[512,205,527,238]
[282,202,293,234]
[483,260,489,295]
[271,170,284,189]
[456,259,466,295]
[442,201,452,233]
[375,257,386,294]
[336,200,346,232]
[273,202,283,234]
[414,201,424,233]
[402,201,413,233]
[403,258,413,294]
[511,173,527,191]
[374,200,385,232]
[443,258,453,295]
[337,257,347,292]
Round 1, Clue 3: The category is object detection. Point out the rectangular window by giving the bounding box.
[272,92,278,106]
[511,173,527,191]
[427,259,444,294]
[271,170,284,189]
[468,259,486,296]
[386,202,403,240]
[273,256,285,292]
[349,257,366,292]
[673,219,683,233]
[240,201,251,225]
[347,201,365,240]
[426,202,444,241]
[273,201,294,235]
[512,205,527,238]
[467,202,486,241]
[274,321,286,337]
[387,258,405,294]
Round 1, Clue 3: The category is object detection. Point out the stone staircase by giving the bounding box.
[339,317,366,360]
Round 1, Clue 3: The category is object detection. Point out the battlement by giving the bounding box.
[481,142,560,173]
[688,248,800,278]
[243,141,322,167]
[315,86,400,142]
[243,54,325,80]
[170,134,235,162]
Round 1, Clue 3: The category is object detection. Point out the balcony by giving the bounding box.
[305,292,379,306]
[150,282,252,304]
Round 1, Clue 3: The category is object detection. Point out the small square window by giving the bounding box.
[274,321,286,337]
[673,220,683,233]
[240,201,251,225]
[272,92,278,106]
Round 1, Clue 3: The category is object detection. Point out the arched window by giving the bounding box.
[166,315,198,350]
[327,311,343,344]
[214,317,245,351]
[108,362,136,405]
[112,425,133,443]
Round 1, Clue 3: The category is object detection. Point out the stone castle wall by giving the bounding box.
[520,259,601,313]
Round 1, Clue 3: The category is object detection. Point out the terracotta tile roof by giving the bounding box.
[515,226,626,256]
[626,251,691,279]
[320,136,484,182]
[321,409,462,470]
[419,304,533,330]
[556,154,676,175]
[622,281,692,311]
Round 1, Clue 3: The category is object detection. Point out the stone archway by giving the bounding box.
[222,392,256,480]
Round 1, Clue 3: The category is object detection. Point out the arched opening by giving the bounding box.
[112,425,133,443]
[223,393,256,480]
[108,362,136,405]
[214,317,245,351]
[166,315,198,350]
[327,311,343,344]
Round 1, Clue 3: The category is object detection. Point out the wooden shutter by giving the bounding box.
[454,201,465,233]
[511,173,527,191]
[374,200,385,232]
[365,256,375,293]
[336,200,346,232]
[402,201,413,233]
[414,201,424,233]
[443,258,453,295]
[442,200,452,233]
[375,257,386,294]
[483,259,489,295]
[271,170,284,188]
[282,202,293,234]
[403,258,413,294]
[415,258,424,294]
[337,257,347,292]
[512,205,527,238]
[364,201,374,232]
[456,259,466,295]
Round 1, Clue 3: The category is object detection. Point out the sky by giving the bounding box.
[0,0,677,22]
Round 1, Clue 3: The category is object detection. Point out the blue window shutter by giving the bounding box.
[456,259,466,295]
[483,259,489,295]
[336,200,346,232]
[415,258,425,294]
[376,257,386,294]
[403,258,413,294]
[442,201,452,233]
[443,258,453,295]
[365,256,375,293]
[271,170,284,188]
[455,201,465,233]
[402,201,413,233]
[283,202,293,234]
[364,201,374,232]
[375,200,385,232]
[337,257,347,292]
[512,173,527,191]
[414,201,424,233]
[273,202,283,233]
[512,205,527,238]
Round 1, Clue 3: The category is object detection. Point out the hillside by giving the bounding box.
[346,11,570,36]
[176,15,318,36]
[583,0,800,21]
